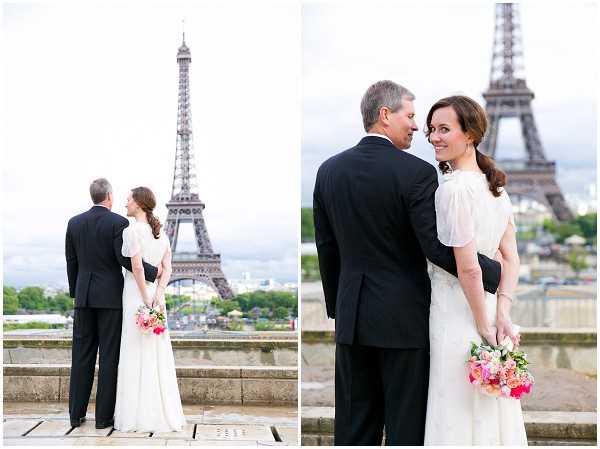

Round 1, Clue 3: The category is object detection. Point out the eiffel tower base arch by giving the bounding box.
[168,256,234,299]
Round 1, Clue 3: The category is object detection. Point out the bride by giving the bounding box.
[114,186,186,432]
[423,96,527,445]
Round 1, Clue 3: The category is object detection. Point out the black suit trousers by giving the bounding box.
[69,308,123,423]
[334,343,429,446]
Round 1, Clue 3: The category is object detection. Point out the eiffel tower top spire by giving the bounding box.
[171,31,196,201]
[489,3,527,89]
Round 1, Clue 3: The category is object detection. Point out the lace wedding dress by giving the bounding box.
[114,221,186,433]
[424,170,527,445]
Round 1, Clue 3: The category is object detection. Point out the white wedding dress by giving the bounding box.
[424,170,527,445]
[114,221,186,433]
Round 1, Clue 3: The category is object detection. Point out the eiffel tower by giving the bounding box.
[164,33,234,299]
[481,3,573,222]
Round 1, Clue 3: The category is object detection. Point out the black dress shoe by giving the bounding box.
[70,417,86,427]
[95,419,114,429]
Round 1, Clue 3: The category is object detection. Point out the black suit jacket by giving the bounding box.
[313,136,501,348]
[65,206,158,309]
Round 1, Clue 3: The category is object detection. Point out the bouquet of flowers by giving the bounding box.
[135,304,166,335]
[466,333,534,399]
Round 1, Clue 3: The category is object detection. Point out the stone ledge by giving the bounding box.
[301,328,597,345]
[4,364,297,380]
[300,407,597,445]
[2,338,298,350]
[3,365,297,405]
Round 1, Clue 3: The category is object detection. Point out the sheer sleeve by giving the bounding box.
[503,190,516,229]
[435,179,475,247]
[122,226,141,257]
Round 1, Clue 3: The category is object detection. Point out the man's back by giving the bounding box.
[314,136,440,348]
[66,206,129,309]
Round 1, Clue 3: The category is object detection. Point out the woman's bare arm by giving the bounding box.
[131,252,152,307]
[153,246,172,306]
[454,239,497,346]
[496,221,520,346]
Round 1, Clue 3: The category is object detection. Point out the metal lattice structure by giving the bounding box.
[164,33,234,299]
[481,3,573,222]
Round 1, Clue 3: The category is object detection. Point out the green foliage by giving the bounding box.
[17,287,47,311]
[274,306,289,319]
[178,306,193,315]
[301,255,320,281]
[3,286,19,314]
[542,213,596,244]
[255,321,289,331]
[3,321,57,330]
[211,291,297,319]
[566,249,588,277]
[574,213,597,240]
[48,293,73,313]
[165,294,191,312]
[227,320,244,331]
[556,222,584,244]
[542,218,557,234]
[301,207,315,242]
[516,229,536,241]
[223,300,241,315]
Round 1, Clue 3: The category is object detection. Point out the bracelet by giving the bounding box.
[498,291,515,302]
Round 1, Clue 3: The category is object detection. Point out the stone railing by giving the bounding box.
[3,338,297,367]
[301,328,597,375]
[3,364,297,406]
[301,406,597,446]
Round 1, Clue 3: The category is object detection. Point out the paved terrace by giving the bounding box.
[3,402,298,446]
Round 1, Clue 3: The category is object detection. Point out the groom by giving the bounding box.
[65,178,160,429]
[313,81,502,445]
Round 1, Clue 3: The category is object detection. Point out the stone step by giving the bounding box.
[3,364,297,405]
[3,403,298,445]
[300,406,597,446]
[3,338,298,367]
[3,419,283,445]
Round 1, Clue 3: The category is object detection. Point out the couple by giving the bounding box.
[65,178,185,432]
[313,81,527,445]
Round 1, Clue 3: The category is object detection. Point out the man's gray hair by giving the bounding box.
[90,178,112,204]
[360,80,415,132]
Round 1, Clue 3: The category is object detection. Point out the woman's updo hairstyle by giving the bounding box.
[131,187,161,239]
[425,95,507,197]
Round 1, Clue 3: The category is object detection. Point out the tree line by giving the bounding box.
[3,286,72,315]
[211,290,298,319]
[3,286,298,319]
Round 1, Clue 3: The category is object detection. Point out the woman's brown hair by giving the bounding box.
[425,95,507,197]
[131,187,161,239]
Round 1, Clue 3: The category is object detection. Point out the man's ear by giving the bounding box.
[378,106,390,126]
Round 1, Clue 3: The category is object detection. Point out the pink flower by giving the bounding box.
[507,377,521,389]
[481,365,492,382]
[153,326,165,335]
[510,385,525,399]
[485,384,500,395]
[504,359,517,370]
[481,350,492,361]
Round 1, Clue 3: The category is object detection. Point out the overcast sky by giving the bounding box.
[3,1,300,288]
[302,1,598,205]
